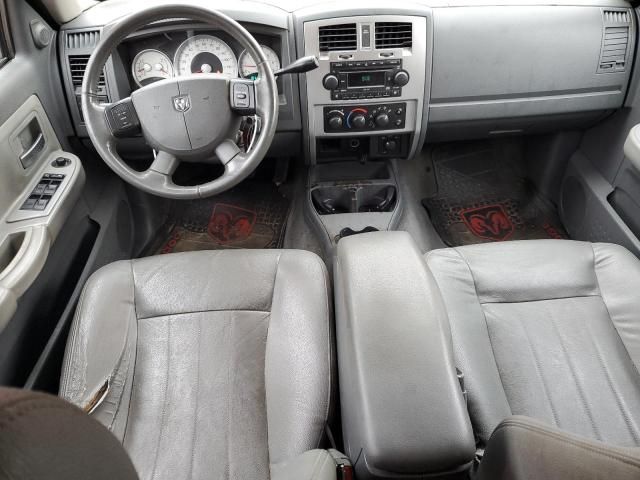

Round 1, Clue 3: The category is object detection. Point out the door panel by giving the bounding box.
[0,0,86,385]
[0,95,85,328]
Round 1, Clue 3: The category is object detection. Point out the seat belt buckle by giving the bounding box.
[328,449,354,480]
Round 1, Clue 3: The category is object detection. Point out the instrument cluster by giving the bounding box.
[128,32,281,88]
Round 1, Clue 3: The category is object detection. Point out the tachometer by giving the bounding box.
[238,45,280,79]
[132,49,174,87]
[174,35,238,77]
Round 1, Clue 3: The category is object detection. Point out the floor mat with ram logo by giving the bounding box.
[152,181,290,254]
[422,142,568,247]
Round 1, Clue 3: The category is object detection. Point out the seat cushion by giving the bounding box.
[60,249,333,479]
[426,240,640,448]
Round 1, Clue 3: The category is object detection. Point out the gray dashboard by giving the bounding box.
[60,0,637,157]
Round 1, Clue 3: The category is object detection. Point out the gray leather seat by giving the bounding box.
[59,249,336,480]
[426,239,640,448]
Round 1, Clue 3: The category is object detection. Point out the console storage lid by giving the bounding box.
[334,231,475,478]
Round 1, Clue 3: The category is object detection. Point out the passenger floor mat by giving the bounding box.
[152,181,290,254]
[422,142,568,247]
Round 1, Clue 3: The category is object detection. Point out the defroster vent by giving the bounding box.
[66,30,100,50]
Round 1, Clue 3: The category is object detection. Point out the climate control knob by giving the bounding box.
[393,70,410,87]
[375,113,390,128]
[351,114,367,129]
[328,115,343,130]
[323,74,339,90]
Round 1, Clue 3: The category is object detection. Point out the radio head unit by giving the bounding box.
[323,59,410,101]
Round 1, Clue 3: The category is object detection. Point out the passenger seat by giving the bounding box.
[426,239,640,448]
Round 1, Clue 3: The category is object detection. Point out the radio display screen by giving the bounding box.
[347,70,386,88]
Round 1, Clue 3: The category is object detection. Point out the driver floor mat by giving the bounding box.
[152,181,290,254]
[422,142,568,247]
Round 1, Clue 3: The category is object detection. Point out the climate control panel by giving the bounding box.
[323,103,406,133]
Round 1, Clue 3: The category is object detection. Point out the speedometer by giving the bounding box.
[238,45,281,80]
[174,35,238,77]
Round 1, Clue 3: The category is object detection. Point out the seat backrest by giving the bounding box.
[0,387,138,480]
[477,416,640,480]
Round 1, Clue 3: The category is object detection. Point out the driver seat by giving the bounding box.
[59,249,334,479]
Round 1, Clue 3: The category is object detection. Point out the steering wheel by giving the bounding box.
[81,4,278,199]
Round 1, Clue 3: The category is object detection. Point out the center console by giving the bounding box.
[335,231,476,479]
[296,10,432,248]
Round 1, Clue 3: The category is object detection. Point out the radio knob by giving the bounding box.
[323,74,339,90]
[375,113,390,128]
[351,114,366,129]
[328,115,343,130]
[393,70,410,87]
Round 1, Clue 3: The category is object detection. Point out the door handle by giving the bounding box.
[19,132,45,169]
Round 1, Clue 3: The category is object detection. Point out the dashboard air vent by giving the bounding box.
[375,22,412,49]
[69,55,106,91]
[66,30,100,50]
[599,10,631,73]
[319,23,357,52]
[603,10,630,23]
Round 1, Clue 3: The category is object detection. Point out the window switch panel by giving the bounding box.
[20,174,66,211]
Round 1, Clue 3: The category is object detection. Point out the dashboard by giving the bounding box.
[58,0,637,163]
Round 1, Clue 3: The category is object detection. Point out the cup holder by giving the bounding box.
[357,185,397,213]
[311,185,397,215]
[311,187,354,215]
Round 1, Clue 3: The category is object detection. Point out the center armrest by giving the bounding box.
[334,231,475,479]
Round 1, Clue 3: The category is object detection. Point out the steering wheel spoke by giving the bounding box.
[215,139,242,165]
[139,150,200,198]
[104,97,141,138]
[149,150,180,176]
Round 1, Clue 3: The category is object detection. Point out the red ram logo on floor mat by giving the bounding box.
[208,204,257,244]
[460,205,514,241]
